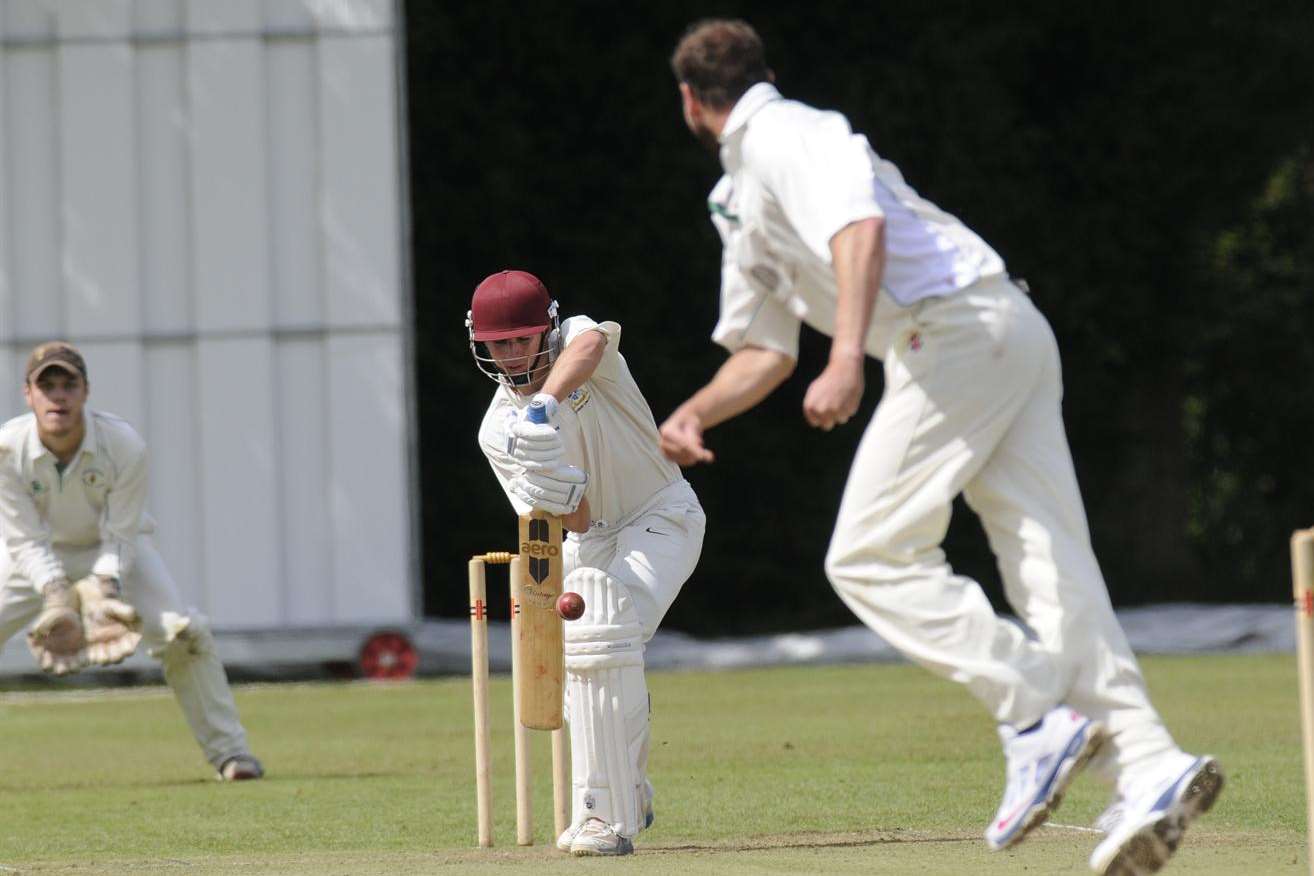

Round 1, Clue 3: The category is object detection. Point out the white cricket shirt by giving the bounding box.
[0,408,154,590]
[709,82,1006,359]
[478,316,682,528]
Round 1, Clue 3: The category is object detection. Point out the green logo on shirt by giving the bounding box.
[708,201,740,223]
[30,481,44,495]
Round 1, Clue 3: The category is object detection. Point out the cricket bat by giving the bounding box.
[516,401,565,730]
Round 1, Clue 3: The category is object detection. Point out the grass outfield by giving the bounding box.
[0,653,1304,874]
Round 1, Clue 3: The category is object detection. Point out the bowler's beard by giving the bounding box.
[691,120,719,154]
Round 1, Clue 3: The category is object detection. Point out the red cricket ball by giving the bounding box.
[556,591,585,621]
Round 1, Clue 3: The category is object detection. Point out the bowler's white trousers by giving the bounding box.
[825,276,1179,790]
[0,539,252,768]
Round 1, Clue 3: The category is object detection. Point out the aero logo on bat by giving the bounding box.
[522,518,560,584]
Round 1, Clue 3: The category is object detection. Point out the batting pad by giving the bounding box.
[563,566,648,837]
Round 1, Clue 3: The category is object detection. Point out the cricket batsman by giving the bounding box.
[0,342,263,781]
[468,269,706,855]
[659,19,1221,874]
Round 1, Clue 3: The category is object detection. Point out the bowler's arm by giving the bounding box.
[801,216,885,430]
[659,346,796,465]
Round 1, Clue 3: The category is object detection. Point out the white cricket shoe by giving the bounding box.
[985,706,1107,850]
[569,817,634,857]
[1089,754,1223,875]
[559,782,652,851]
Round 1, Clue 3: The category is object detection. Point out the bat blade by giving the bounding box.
[517,508,564,730]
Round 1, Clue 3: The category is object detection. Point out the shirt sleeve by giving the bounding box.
[92,434,148,580]
[477,404,532,517]
[560,315,622,383]
[0,448,65,590]
[710,256,802,359]
[747,110,882,262]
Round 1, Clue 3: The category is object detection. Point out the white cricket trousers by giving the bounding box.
[563,479,706,641]
[0,538,251,768]
[561,478,705,831]
[825,276,1179,789]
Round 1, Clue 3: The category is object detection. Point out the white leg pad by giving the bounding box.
[563,566,649,838]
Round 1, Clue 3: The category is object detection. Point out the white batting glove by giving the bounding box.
[27,578,87,676]
[510,464,587,516]
[75,575,142,666]
[506,394,564,470]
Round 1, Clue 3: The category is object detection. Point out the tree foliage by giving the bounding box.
[404,2,1314,632]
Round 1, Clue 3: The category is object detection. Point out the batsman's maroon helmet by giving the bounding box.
[469,270,553,340]
[466,270,561,386]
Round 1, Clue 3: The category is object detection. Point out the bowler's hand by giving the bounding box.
[659,408,714,466]
[803,358,864,431]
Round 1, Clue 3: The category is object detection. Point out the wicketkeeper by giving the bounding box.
[468,270,706,855]
[0,342,263,781]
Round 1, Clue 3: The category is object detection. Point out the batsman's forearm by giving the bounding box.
[562,497,590,533]
[680,347,796,430]
[828,217,885,362]
[540,329,607,401]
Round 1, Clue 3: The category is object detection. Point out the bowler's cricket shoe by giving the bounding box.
[1089,754,1223,875]
[985,706,1108,850]
[570,817,634,856]
[217,753,264,782]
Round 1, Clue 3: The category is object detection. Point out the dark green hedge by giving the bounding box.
[405,3,1314,634]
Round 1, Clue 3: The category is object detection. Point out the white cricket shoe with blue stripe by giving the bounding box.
[570,817,634,856]
[985,706,1108,851]
[1089,754,1223,875]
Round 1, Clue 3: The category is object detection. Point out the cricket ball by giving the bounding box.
[556,591,585,621]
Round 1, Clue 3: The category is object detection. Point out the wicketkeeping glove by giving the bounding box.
[27,578,87,676]
[506,393,564,469]
[74,575,142,666]
[510,464,588,516]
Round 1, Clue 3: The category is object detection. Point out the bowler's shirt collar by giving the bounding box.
[720,82,781,141]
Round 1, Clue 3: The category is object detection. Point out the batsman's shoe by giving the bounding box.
[985,706,1107,851]
[556,823,580,852]
[217,753,265,782]
[570,817,634,857]
[1089,754,1223,875]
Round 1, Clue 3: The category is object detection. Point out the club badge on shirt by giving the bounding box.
[82,468,105,488]
[568,387,591,412]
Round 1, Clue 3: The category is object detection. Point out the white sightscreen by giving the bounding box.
[0,0,415,630]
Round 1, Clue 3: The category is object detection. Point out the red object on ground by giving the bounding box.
[359,631,418,680]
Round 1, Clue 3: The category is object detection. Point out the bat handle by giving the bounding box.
[526,400,549,424]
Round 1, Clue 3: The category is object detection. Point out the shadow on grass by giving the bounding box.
[644,829,981,854]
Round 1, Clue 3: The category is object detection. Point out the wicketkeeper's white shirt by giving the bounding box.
[478,315,683,528]
[0,409,154,590]
[709,82,1006,359]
